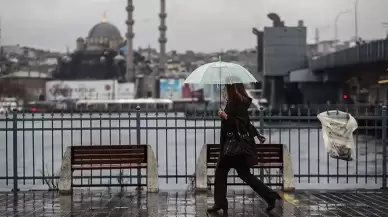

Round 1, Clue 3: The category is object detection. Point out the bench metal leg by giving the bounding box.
[58,147,72,195]
[195,144,208,192]
[282,145,295,192]
[146,145,159,193]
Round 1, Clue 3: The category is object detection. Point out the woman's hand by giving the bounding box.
[257,134,266,144]
[218,108,228,120]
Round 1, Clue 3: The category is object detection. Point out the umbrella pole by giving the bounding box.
[219,56,222,110]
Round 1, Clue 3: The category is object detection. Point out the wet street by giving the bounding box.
[0,189,387,216]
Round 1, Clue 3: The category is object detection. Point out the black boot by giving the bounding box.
[207,200,228,214]
[207,204,228,214]
[266,193,282,212]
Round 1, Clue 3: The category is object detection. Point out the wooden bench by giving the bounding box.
[195,144,294,192]
[58,145,158,194]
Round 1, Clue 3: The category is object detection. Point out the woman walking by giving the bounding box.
[207,82,282,215]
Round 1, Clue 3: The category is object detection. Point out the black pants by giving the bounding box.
[213,154,276,206]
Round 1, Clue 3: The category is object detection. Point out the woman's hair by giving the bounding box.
[225,83,250,103]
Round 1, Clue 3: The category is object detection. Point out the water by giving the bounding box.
[0,113,385,190]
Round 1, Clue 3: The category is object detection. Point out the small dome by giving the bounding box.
[114,54,125,62]
[88,22,122,40]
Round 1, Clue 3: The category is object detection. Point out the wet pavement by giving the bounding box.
[0,189,387,216]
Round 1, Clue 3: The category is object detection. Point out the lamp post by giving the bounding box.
[383,22,388,38]
[354,0,359,41]
[334,10,351,49]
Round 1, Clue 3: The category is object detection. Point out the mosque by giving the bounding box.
[53,0,168,99]
[53,14,147,82]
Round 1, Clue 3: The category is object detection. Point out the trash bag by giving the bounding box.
[317,110,358,161]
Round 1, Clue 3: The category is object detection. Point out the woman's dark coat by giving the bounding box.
[220,98,260,149]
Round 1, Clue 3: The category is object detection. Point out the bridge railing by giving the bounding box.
[311,39,388,70]
[0,105,386,193]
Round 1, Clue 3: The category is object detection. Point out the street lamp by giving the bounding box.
[383,22,388,38]
[334,10,351,48]
[354,0,359,41]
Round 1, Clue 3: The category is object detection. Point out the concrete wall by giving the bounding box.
[263,26,307,77]
[298,82,339,104]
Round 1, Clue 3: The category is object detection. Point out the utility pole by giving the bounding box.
[0,16,2,55]
[354,0,359,41]
[383,22,388,38]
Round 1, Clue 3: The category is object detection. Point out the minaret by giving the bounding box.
[0,16,2,54]
[147,44,152,62]
[125,0,135,82]
[315,28,319,44]
[158,0,167,74]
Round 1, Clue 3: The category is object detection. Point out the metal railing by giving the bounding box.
[0,105,387,193]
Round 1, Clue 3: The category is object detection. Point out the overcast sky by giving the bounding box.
[0,0,387,53]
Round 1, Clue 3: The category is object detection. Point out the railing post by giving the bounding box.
[136,106,141,145]
[259,107,264,181]
[12,110,18,196]
[382,106,387,189]
[135,106,142,190]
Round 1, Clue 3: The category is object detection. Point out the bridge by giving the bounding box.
[308,39,388,104]
[289,39,388,106]
[311,39,388,72]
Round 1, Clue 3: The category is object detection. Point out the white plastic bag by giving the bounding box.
[317,110,358,161]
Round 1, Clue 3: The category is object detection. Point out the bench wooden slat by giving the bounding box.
[207,165,283,169]
[208,152,281,158]
[72,163,147,170]
[73,153,145,160]
[72,145,147,150]
[72,149,145,155]
[72,159,145,165]
[207,159,282,164]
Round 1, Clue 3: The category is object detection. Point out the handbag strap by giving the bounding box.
[234,116,248,136]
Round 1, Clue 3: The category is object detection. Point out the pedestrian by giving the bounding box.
[207,82,282,215]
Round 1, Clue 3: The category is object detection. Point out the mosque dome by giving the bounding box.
[87,13,122,40]
[88,22,122,40]
[84,13,124,51]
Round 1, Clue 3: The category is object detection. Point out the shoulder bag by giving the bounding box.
[222,117,259,167]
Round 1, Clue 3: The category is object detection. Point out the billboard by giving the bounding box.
[159,79,206,100]
[159,79,182,100]
[182,83,204,98]
[45,80,134,100]
[117,83,135,99]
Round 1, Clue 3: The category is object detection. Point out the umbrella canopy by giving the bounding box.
[184,61,258,85]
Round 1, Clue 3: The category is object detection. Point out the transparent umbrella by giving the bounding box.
[184,58,258,85]
[184,57,258,108]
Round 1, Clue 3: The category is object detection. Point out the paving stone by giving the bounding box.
[0,189,385,216]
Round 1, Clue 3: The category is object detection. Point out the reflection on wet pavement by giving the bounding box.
[0,189,386,216]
